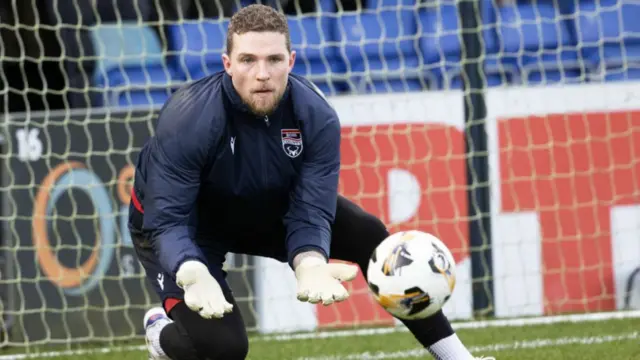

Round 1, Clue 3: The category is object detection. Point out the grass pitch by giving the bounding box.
[0,315,638,360]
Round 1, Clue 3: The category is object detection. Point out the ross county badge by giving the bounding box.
[281,129,303,158]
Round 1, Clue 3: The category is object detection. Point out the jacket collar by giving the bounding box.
[222,71,291,117]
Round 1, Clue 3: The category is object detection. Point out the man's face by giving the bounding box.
[223,31,295,116]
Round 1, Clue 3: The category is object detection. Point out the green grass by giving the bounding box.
[1,316,638,359]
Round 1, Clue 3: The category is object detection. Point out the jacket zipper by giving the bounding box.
[261,115,270,187]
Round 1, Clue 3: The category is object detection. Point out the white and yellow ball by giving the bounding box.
[366,230,456,320]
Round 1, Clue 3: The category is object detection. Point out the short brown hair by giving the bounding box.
[226,4,291,55]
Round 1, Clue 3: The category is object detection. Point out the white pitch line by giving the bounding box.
[295,332,640,360]
[1,311,639,359]
[256,309,640,342]
[0,345,146,360]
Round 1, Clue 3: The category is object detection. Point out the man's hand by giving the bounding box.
[294,252,359,305]
[175,260,233,319]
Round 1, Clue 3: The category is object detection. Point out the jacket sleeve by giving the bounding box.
[283,110,341,267]
[141,89,213,277]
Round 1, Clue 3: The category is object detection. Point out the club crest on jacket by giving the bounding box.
[281,129,303,158]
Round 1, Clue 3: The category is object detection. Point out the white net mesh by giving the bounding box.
[0,0,639,351]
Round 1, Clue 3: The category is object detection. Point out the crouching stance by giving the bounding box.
[130,5,495,360]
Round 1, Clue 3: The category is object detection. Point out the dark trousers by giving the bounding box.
[133,195,454,360]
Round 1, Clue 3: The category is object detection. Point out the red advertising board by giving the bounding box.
[317,123,470,327]
[499,110,640,314]
[315,101,640,327]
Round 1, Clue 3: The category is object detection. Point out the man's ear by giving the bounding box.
[288,50,296,72]
[222,53,232,76]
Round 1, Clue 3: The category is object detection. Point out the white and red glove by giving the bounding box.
[175,260,233,319]
[293,252,359,305]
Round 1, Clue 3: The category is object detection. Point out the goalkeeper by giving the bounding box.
[129,4,492,360]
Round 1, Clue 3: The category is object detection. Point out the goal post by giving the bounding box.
[457,0,493,319]
[1,0,640,350]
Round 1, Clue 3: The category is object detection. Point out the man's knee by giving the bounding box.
[191,330,248,360]
[338,196,389,244]
[332,196,390,266]
[169,300,249,360]
[359,212,389,244]
[350,205,389,248]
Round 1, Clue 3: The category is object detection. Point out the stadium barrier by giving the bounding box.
[1,80,639,345]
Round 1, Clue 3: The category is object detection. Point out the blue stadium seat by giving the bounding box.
[288,0,344,95]
[571,0,640,82]
[492,2,582,86]
[167,12,342,95]
[419,0,502,89]
[335,0,424,93]
[166,19,229,81]
[289,13,344,96]
[91,23,175,108]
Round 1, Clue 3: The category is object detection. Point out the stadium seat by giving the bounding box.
[166,19,230,81]
[335,0,424,93]
[289,13,344,96]
[287,0,344,95]
[167,9,343,95]
[419,0,503,89]
[570,0,640,82]
[90,23,174,108]
[491,2,582,86]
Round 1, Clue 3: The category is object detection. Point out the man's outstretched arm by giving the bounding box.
[283,103,358,305]
[143,89,211,276]
[142,87,232,319]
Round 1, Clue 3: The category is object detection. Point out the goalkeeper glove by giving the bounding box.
[294,253,359,305]
[175,260,233,319]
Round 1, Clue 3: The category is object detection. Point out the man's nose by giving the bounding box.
[256,61,270,80]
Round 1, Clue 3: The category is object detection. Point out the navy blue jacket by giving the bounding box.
[131,71,341,277]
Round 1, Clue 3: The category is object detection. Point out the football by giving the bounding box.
[366,230,456,320]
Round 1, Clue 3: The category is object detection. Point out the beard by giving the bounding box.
[243,87,284,117]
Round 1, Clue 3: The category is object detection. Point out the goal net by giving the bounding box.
[0,0,640,350]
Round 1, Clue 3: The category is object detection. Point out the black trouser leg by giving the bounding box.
[130,201,248,360]
[159,291,249,360]
[330,195,455,348]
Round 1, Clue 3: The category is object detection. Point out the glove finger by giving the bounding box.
[297,286,310,302]
[321,298,335,306]
[199,309,214,319]
[217,297,234,314]
[198,298,217,319]
[209,308,224,319]
[211,288,233,316]
[198,306,214,319]
[212,294,235,318]
[223,301,234,313]
[203,299,226,319]
[323,280,349,303]
[328,263,359,281]
[321,291,335,306]
[184,292,203,313]
[307,290,321,304]
[332,283,350,302]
